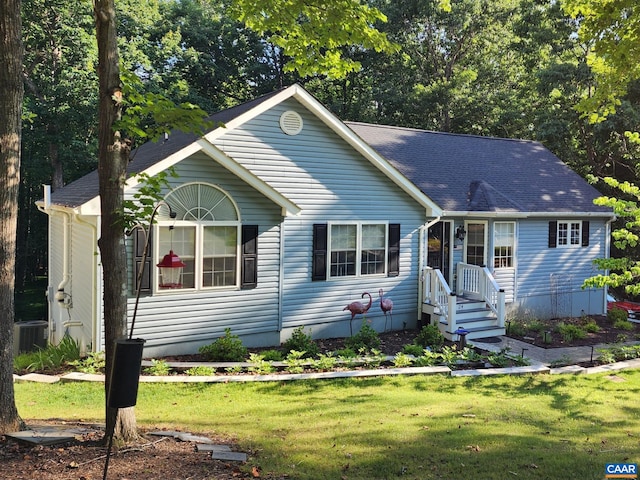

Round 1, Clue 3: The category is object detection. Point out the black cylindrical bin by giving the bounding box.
[107,338,145,409]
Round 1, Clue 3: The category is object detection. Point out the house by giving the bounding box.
[37,84,614,357]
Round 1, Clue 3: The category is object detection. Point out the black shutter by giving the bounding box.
[388,223,400,277]
[548,221,557,248]
[134,227,152,294]
[241,225,258,289]
[312,224,328,281]
[582,221,590,247]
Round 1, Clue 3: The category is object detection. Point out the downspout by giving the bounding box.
[417,217,441,323]
[55,209,72,306]
[278,221,285,333]
[39,186,73,342]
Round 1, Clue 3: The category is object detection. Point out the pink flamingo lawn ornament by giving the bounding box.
[343,292,372,336]
[379,289,393,332]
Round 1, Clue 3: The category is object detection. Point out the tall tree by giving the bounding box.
[93,0,141,442]
[0,0,25,434]
[562,0,640,295]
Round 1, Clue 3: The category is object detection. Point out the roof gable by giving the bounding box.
[42,85,441,217]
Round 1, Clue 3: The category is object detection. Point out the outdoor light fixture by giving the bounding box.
[157,249,185,289]
[455,225,467,241]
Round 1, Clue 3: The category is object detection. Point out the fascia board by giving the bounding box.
[203,87,300,144]
[197,139,301,216]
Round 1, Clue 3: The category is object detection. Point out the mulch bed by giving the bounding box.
[504,314,640,348]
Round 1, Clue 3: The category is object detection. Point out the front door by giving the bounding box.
[427,221,452,284]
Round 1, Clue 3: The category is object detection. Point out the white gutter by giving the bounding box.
[278,221,285,333]
[444,211,615,218]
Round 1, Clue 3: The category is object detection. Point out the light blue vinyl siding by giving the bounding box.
[126,155,284,355]
[215,99,426,337]
[512,218,608,317]
[127,98,428,355]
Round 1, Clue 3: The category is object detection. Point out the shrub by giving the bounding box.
[555,323,587,342]
[199,328,248,362]
[414,324,444,350]
[248,353,275,374]
[261,349,284,361]
[69,351,105,374]
[13,335,81,374]
[334,347,356,358]
[507,321,527,337]
[185,366,216,376]
[608,307,628,324]
[345,324,380,353]
[583,320,601,333]
[313,354,338,371]
[284,350,307,373]
[283,326,319,358]
[613,319,634,331]
[393,352,413,368]
[144,359,171,376]
[401,344,424,356]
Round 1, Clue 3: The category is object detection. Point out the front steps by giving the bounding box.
[423,296,506,341]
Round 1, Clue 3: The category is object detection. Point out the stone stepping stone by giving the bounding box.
[210,451,248,462]
[6,430,74,446]
[196,444,232,452]
[148,430,216,444]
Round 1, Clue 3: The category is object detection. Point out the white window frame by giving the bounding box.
[328,221,388,279]
[557,220,582,248]
[493,221,516,269]
[152,182,242,293]
[155,221,241,291]
[464,221,488,266]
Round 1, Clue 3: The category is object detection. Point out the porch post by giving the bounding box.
[448,292,457,334]
[497,289,505,328]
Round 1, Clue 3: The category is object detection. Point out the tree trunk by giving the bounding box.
[93,0,138,442]
[0,0,24,434]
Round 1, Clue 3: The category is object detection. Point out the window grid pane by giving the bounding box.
[570,222,580,245]
[202,226,237,287]
[361,249,385,275]
[158,226,195,290]
[557,222,580,247]
[330,251,356,277]
[494,222,514,268]
[329,223,387,278]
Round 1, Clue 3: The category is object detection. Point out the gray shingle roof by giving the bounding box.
[47,90,283,208]
[346,122,611,214]
[46,87,611,217]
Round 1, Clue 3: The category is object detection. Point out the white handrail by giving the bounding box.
[456,263,505,327]
[422,267,457,333]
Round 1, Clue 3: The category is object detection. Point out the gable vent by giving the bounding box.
[279,110,303,135]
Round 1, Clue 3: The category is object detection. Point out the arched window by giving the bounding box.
[156,183,241,290]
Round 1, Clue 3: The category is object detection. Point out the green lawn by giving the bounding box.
[15,371,640,479]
